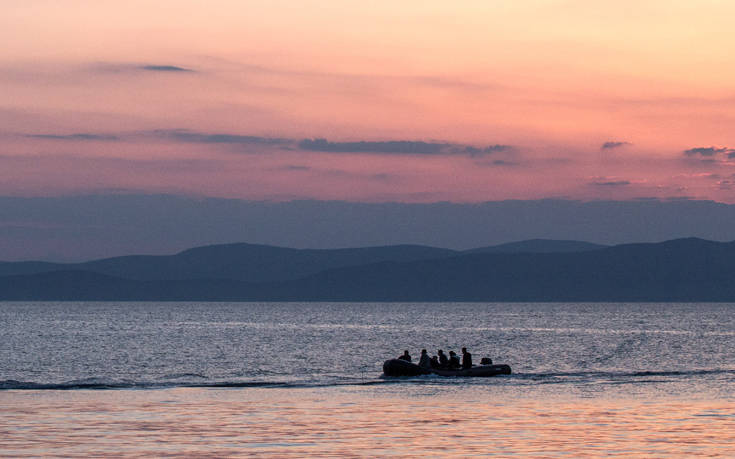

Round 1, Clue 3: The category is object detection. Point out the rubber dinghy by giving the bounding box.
[383,359,511,377]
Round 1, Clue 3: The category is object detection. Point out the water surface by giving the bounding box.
[1,302,733,456]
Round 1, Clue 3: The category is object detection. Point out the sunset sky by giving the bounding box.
[3,0,735,202]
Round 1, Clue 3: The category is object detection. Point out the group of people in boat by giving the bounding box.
[398,347,489,370]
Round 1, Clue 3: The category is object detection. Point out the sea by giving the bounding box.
[1,302,733,457]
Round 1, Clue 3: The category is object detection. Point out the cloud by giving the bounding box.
[279,165,311,171]
[26,133,119,141]
[473,157,522,167]
[297,138,514,156]
[24,126,518,161]
[224,62,500,92]
[687,173,721,180]
[371,173,394,181]
[663,196,696,201]
[601,141,631,150]
[298,138,449,154]
[156,129,289,145]
[591,180,631,187]
[0,152,223,173]
[318,169,397,181]
[21,128,517,160]
[491,159,518,166]
[462,144,513,156]
[683,146,735,157]
[409,76,496,91]
[485,144,513,153]
[140,65,193,72]
[90,63,195,74]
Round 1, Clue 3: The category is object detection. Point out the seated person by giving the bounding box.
[418,349,431,369]
[430,355,440,369]
[397,350,412,362]
[461,347,473,369]
[480,357,493,365]
[448,351,461,369]
[437,350,449,368]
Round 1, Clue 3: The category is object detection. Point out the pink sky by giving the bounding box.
[2,0,735,202]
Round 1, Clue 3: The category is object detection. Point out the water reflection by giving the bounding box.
[2,387,733,457]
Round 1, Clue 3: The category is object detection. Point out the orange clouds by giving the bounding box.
[2,1,735,201]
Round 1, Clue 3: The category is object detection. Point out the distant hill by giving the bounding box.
[466,239,607,254]
[0,243,458,282]
[267,237,734,301]
[0,261,60,277]
[2,238,735,301]
[0,239,603,282]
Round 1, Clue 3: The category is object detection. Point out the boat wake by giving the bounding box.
[516,368,735,379]
[2,368,733,391]
[0,377,389,391]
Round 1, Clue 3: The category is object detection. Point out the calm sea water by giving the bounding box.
[1,302,734,456]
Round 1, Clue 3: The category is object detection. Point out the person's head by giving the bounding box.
[438,349,444,354]
[449,351,456,356]
[462,347,467,353]
[421,349,427,354]
[403,350,409,355]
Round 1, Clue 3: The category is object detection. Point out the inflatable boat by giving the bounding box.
[382,359,511,377]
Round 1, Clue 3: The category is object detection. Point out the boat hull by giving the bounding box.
[383,358,432,376]
[382,359,511,377]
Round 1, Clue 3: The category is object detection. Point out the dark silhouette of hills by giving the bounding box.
[0,239,601,282]
[0,243,457,282]
[0,261,59,277]
[466,239,607,254]
[270,237,735,302]
[2,237,734,301]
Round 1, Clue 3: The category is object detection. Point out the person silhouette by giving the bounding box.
[461,347,473,369]
[448,351,460,369]
[437,349,448,368]
[397,350,412,362]
[418,349,431,369]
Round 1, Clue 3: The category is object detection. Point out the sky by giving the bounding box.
[4,195,735,261]
[2,0,735,203]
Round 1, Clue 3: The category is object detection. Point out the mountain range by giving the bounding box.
[1,238,734,301]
